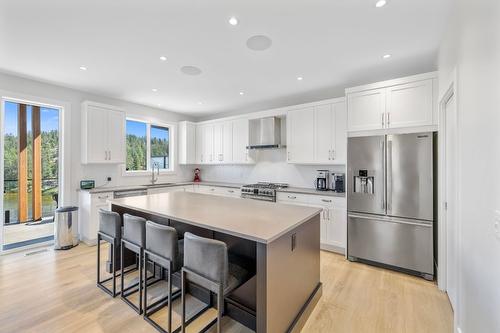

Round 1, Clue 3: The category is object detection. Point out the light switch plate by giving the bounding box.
[494,210,500,241]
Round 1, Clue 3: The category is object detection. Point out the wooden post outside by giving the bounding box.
[18,104,28,223]
[32,105,42,221]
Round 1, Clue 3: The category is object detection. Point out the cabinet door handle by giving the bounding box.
[332,149,335,160]
[328,150,331,160]
[288,195,296,199]
[387,112,391,127]
[288,151,291,161]
[108,150,111,160]
[381,113,385,127]
[321,199,332,203]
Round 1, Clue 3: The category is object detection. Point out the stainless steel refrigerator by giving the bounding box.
[347,133,434,280]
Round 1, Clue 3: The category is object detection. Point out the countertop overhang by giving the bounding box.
[109,191,322,244]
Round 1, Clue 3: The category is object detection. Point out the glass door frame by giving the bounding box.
[0,93,67,254]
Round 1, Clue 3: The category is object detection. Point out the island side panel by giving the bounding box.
[256,213,321,333]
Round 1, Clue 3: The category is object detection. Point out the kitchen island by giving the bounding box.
[109,191,322,333]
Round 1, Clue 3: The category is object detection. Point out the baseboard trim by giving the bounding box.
[288,283,322,333]
[320,243,345,255]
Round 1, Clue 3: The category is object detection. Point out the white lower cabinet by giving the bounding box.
[276,192,346,253]
[147,185,192,195]
[194,185,241,198]
[78,191,113,245]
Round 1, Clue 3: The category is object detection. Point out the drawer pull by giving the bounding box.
[210,188,215,191]
[321,199,332,203]
[97,195,109,199]
[288,195,296,199]
[228,190,234,193]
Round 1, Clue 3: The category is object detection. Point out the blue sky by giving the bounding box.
[127,120,169,141]
[4,101,59,135]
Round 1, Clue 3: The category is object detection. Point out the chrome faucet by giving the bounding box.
[151,162,160,184]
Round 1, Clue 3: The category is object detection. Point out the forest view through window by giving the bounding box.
[126,120,170,172]
[3,100,59,224]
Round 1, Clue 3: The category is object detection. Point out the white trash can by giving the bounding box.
[54,206,79,250]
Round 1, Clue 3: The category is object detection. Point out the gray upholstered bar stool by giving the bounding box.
[181,232,249,333]
[143,221,184,333]
[121,213,148,314]
[97,209,122,297]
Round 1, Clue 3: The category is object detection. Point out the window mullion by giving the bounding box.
[146,123,151,171]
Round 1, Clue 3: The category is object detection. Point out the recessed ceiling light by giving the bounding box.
[239,91,244,95]
[159,56,167,61]
[181,66,202,76]
[383,54,392,59]
[79,66,87,71]
[297,76,303,81]
[198,101,203,105]
[375,0,387,8]
[229,17,238,26]
[246,35,272,51]
[152,88,158,92]
[157,103,161,107]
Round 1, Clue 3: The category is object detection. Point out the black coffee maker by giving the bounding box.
[315,170,330,191]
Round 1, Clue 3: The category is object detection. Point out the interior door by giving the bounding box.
[347,135,385,215]
[444,93,458,310]
[387,133,433,221]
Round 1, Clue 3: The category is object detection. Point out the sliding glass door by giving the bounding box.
[2,100,60,251]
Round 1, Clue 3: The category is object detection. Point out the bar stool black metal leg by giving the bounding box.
[139,250,143,315]
[181,269,186,333]
[111,241,116,297]
[143,252,148,317]
[167,265,172,333]
[97,234,101,288]
[120,240,125,297]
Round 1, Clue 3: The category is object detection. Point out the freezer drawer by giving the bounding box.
[347,214,433,275]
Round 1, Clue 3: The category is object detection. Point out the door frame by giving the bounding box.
[437,68,461,327]
[0,90,71,254]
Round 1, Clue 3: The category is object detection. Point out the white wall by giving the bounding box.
[438,1,500,332]
[199,149,345,188]
[0,71,195,206]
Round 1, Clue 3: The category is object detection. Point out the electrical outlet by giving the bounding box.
[494,210,500,241]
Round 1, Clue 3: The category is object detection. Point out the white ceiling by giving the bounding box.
[0,0,452,118]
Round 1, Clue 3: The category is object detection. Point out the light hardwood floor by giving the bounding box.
[0,244,452,333]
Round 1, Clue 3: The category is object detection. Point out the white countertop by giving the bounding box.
[109,191,322,244]
[79,181,345,197]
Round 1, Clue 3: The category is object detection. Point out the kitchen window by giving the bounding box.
[125,119,173,173]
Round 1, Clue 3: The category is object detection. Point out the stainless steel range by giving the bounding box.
[240,182,288,202]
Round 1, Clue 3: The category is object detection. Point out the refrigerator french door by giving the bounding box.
[347,133,434,279]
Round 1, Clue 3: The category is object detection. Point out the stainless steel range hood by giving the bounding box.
[247,117,283,149]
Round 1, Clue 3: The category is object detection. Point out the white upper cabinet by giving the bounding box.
[346,72,437,133]
[213,121,233,163]
[232,118,252,164]
[178,121,196,164]
[287,99,347,164]
[314,104,335,164]
[385,79,433,128]
[287,107,315,163]
[81,101,125,164]
[193,120,247,165]
[347,89,386,131]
